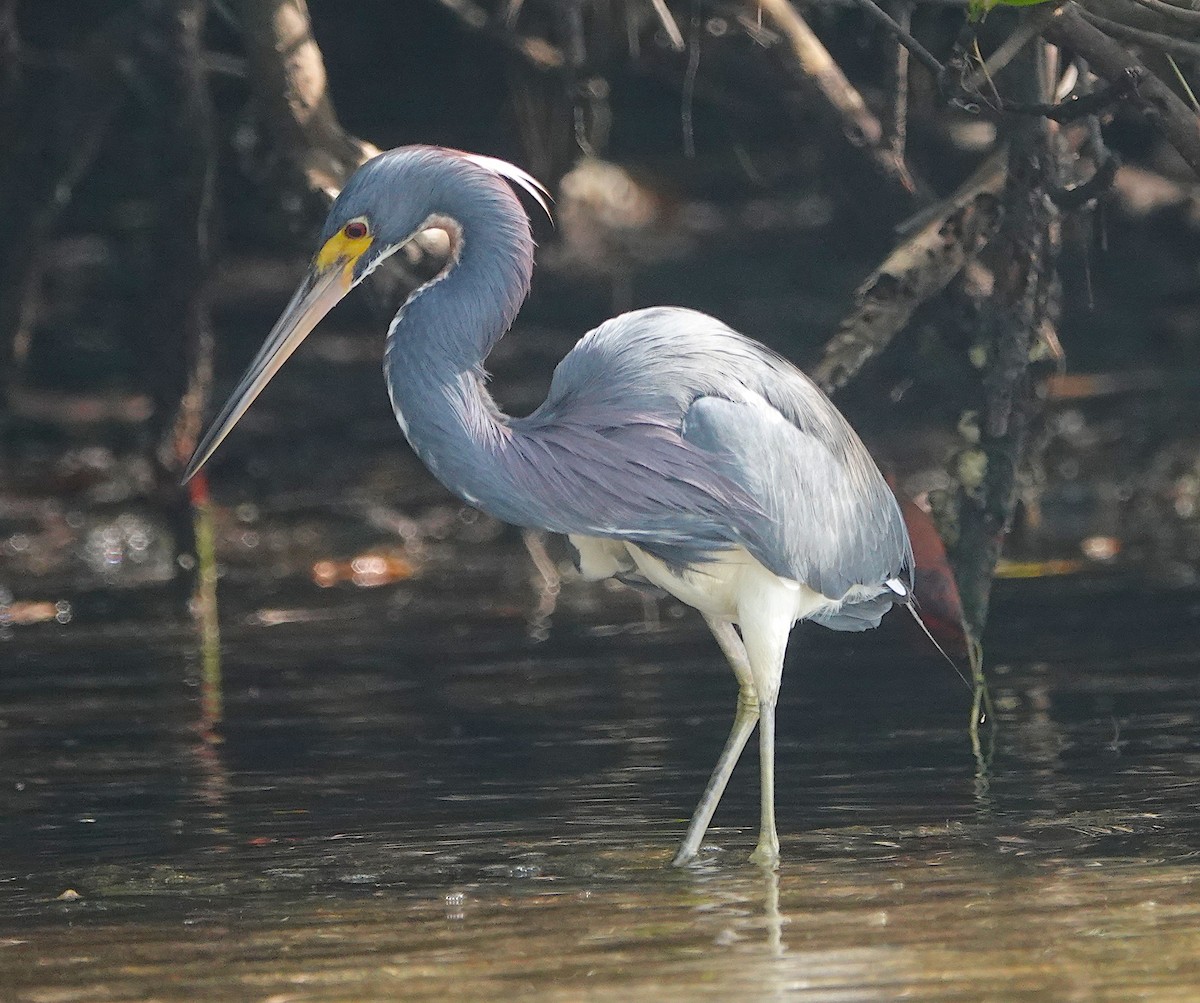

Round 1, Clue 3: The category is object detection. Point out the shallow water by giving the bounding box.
[3,546,1200,1000]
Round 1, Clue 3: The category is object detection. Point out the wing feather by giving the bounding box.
[682,394,910,598]
[503,306,912,594]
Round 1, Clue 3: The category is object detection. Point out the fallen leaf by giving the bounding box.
[893,482,969,658]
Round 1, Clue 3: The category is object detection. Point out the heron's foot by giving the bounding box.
[671,844,698,867]
[749,834,780,869]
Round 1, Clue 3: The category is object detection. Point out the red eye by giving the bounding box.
[343,221,368,240]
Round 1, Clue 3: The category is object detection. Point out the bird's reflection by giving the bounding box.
[682,855,789,960]
[762,864,785,959]
[523,528,561,642]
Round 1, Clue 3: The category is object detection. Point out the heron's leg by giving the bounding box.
[750,699,779,868]
[672,617,758,866]
[738,600,792,869]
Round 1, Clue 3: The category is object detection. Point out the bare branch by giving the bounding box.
[648,0,685,52]
[755,0,886,143]
[754,0,921,201]
[1044,3,1200,178]
[997,67,1144,122]
[845,0,947,81]
[814,152,1006,393]
[432,0,566,71]
[882,0,913,163]
[239,0,377,195]
[1122,0,1200,27]
[961,4,1062,95]
[1081,7,1200,61]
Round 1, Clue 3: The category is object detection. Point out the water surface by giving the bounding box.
[3,551,1200,1000]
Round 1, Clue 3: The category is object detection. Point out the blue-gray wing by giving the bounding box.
[681,392,911,601]
[479,409,771,568]
[498,306,912,600]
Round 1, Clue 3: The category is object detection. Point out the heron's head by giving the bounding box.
[181,147,550,483]
[314,148,550,284]
[314,150,455,288]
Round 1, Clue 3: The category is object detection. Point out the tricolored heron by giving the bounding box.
[184,146,915,867]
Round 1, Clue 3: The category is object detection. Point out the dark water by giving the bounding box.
[3,539,1200,999]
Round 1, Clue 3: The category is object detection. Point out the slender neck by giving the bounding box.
[389,203,534,375]
[383,183,535,515]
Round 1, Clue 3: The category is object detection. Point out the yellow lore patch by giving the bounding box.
[315,225,373,286]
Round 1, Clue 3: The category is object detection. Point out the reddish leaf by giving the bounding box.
[889,477,969,657]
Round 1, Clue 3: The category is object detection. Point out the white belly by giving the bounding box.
[570,534,827,627]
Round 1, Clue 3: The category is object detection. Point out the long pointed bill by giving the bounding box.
[182,264,349,483]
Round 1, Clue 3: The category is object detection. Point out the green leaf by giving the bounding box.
[968,0,1056,22]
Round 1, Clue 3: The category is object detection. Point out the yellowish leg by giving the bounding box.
[738,594,793,870]
[749,698,780,867]
[672,618,757,866]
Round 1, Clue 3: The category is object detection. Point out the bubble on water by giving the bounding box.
[444,890,467,921]
[81,511,175,583]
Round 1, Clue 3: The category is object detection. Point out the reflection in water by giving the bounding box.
[189,475,231,835]
[190,721,229,839]
[522,528,561,642]
[2,562,1200,998]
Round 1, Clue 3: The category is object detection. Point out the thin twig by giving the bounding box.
[209,0,240,31]
[755,0,889,143]
[882,0,912,163]
[961,4,1061,95]
[1166,53,1200,114]
[1122,0,1200,26]
[997,67,1143,122]
[1080,8,1200,61]
[682,11,700,157]
[846,0,946,80]
[754,0,920,198]
[970,36,1002,107]
[1068,67,1116,288]
[1044,3,1200,178]
[895,146,1006,236]
[502,0,526,28]
[648,0,685,51]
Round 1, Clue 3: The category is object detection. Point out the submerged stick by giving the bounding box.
[190,473,223,725]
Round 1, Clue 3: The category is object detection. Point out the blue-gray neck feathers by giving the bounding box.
[379,151,535,511]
